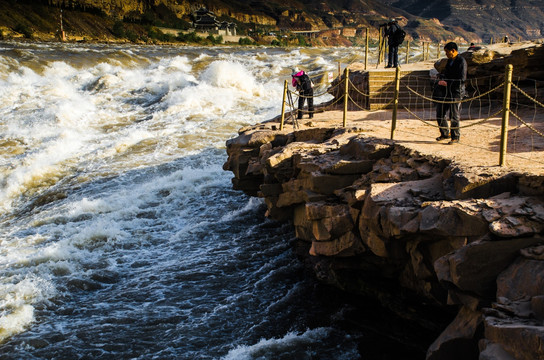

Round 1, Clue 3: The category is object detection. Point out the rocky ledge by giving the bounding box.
[223,122,544,359]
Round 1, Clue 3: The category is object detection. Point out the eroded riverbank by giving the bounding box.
[223,117,544,359]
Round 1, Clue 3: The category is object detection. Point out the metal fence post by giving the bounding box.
[365,28,369,70]
[423,42,426,61]
[405,40,410,64]
[425,42,431,61]
[343,68,349,127]
[280,80,287,131]
[378,30,382,65]
[499,64,513,166]
[391,66,400,139]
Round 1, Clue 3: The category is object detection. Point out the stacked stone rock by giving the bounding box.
[224,123,544,359]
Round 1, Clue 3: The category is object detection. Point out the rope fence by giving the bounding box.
[280,64,544,167]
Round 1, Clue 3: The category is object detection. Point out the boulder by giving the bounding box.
[339,136,394,160]
[307,172,361,195]
[444,167,519,200]
[437,43,544,81]
[324,159,374,175]
[305,201,349,220]
[309,231,365,257]
[496,256,544,301]
[435,237,544,298]
[483,315,544,360]
[311,206,354,241]
[418,203,488,238]
[426,306,482,360]
[478,341,516,360]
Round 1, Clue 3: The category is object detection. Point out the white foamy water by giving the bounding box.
[0,41,397,359]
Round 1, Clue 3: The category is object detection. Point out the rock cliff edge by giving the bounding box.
[223,121,544,359]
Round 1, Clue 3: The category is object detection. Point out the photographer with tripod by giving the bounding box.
[380,19,404,68]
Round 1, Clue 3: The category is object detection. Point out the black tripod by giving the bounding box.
[286,90,299,129]
[376,25,387,68]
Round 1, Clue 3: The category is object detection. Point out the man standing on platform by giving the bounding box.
[435,42,467,145]
[385,19,402,68]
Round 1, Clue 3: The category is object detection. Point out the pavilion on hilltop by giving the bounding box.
[192,7,236,36]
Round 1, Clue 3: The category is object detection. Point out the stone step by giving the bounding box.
[366,69,432,110]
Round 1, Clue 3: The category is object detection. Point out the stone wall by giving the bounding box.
[223,122,544,359]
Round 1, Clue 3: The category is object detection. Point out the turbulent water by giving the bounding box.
[0,41,428,359]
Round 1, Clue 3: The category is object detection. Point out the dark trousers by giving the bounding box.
[436,99,461,139]
[388,45,399,67]
[297,91,314,119]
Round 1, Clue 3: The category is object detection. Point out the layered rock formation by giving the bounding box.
[45,0,277,25]
[464,42,544,81]
[392,0,544,42]
[24,0,544,42]
[223,122,544,359]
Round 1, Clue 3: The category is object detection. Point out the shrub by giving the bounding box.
[147,26,173,42]
[206,34,223,44]
[112,21,125,38]
[14,23,33,39]
[126,30,138,43]
[238,37,253,45]
[177,31,203,44]
[297,34,309,46]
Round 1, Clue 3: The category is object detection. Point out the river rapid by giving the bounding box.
[0,41,426,359]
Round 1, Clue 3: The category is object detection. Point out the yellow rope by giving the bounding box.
[287,81,343,99]
[402,105,502,129]
[347,77,372,97]
[289,91,347,114]
[509,109,544,138]
[403,82,505,104]
[347,93,394,111]
[511,83,544,109]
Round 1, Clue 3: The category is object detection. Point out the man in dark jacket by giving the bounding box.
[291,68,314,119]
[385,19,402,68]
[435,42,467,144]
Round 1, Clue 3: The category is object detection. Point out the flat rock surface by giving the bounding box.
[277,108,544,176]
[305,43,544,176]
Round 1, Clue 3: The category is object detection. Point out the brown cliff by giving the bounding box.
[3,0,544,44]
[223,114,544,359]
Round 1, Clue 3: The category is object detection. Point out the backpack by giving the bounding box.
[392,28,406,46]
[298,74,313,92]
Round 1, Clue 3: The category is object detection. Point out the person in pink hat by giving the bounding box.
[291,68,314,119]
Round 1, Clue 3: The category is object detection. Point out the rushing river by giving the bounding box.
[0,41,429,359]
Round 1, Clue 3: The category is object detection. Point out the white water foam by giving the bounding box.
[0,43,374,352]
[222,327,360,360]
[0,276,56,343]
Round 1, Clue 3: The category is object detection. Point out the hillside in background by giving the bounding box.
[390,0,544,42]
[0,0,542,44]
